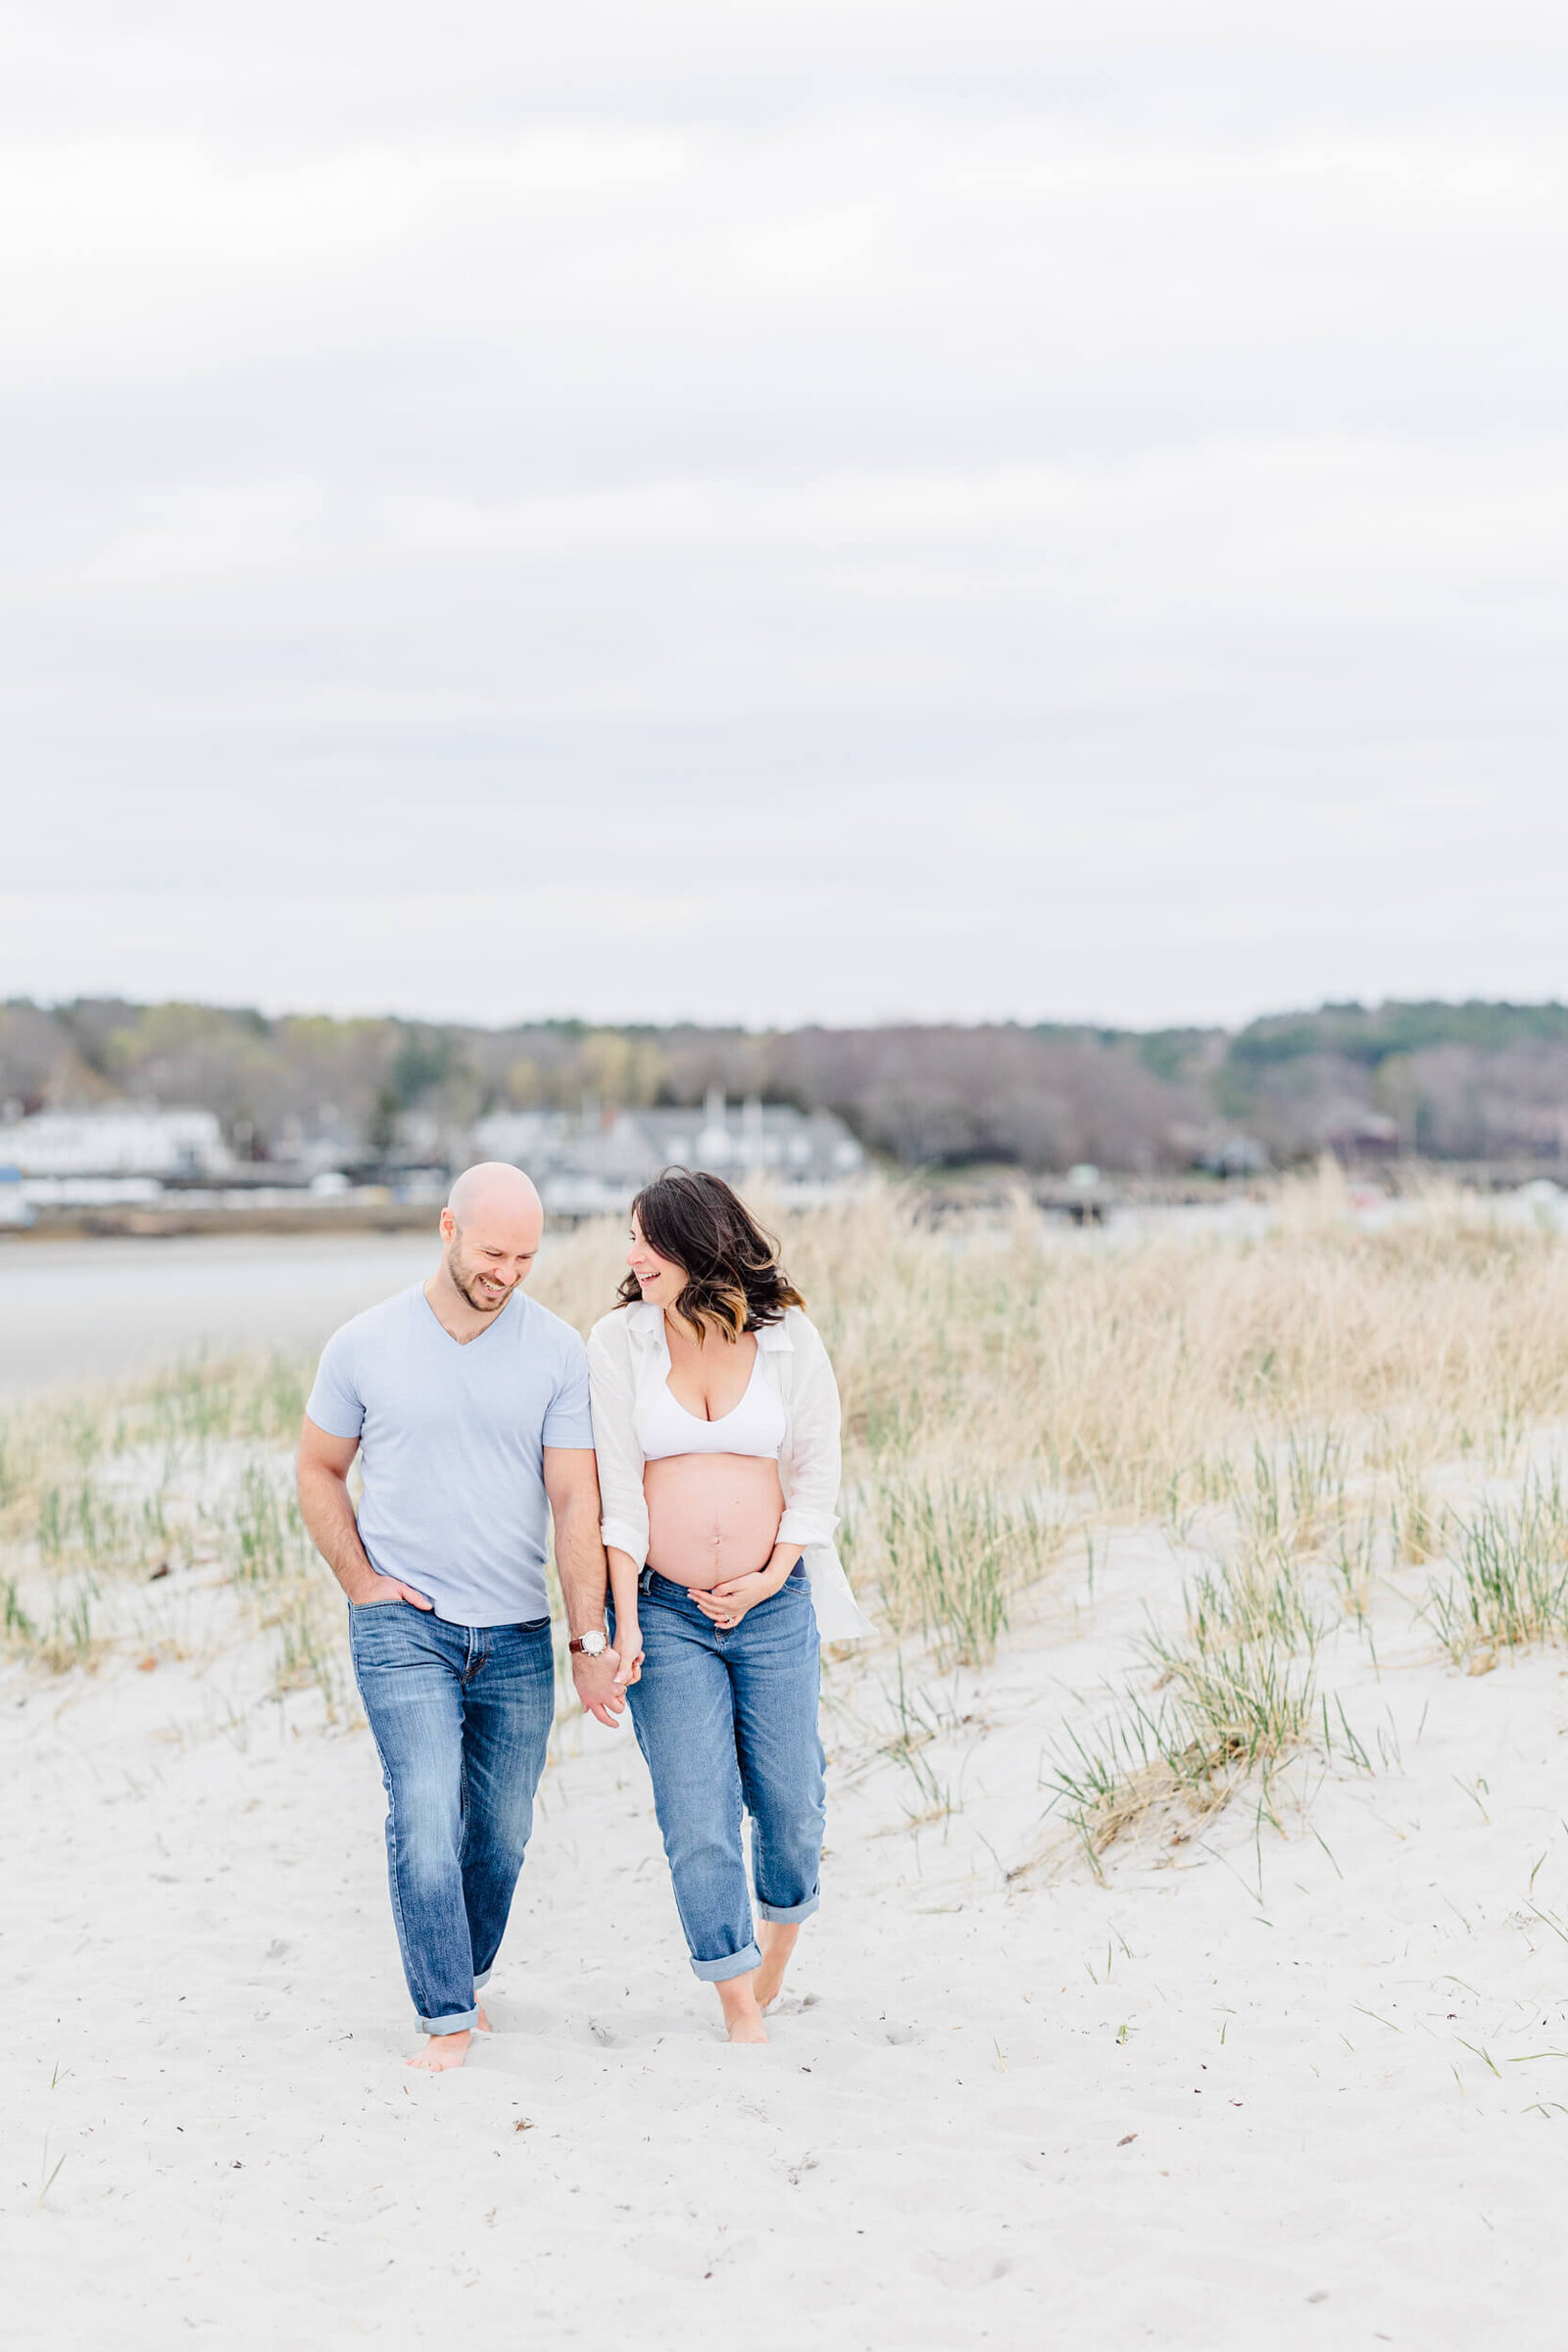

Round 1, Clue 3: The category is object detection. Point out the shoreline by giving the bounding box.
[3,1158,1562,1248]
[0,1202,442,1243]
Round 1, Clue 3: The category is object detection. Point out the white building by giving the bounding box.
[0,1105,230,1179]
[472,1091,864,1216]
[637,1091,864,1182]
[0,1170,33,1225]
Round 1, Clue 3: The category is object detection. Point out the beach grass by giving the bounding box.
[1041,1539,1327,1867]
[0,1349,342,1704]
[841,1473,1064,1667]
[1422,1476,1568,1672]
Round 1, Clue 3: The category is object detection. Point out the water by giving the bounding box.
[0,1232,442,1402]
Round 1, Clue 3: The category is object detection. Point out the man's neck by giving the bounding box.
[423,1267,513,1346]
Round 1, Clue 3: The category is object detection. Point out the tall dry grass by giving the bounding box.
[535,1167,1568,1510]
[531,1169,1568,1661]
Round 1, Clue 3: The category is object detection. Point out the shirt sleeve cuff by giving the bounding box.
[601,1519,649,1568]
[303,1408,365,1441]
[541,1414,597,1448]
[777,1506,835,1546]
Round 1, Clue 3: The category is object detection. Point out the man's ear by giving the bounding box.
[439,1208,456,1242]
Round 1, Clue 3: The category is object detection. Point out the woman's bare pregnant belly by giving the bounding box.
[644,1454,785,1589]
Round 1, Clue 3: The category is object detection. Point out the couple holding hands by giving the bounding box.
[296,1161,868,2065]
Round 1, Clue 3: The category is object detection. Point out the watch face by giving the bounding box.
[578,1631,607,1656]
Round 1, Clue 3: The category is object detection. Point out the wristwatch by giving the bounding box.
[568,1630,609,1657]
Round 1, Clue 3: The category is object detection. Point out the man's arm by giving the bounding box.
[296,1417,433,1608]
[543,1446,623,1730]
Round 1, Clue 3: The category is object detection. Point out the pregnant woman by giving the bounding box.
[588,1169,870,2044]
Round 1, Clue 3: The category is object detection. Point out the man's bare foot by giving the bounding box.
[715,1974,769,2045]
[406,2030,473,2072]
[474,2004,493,2034]
[755,1921,802,2011]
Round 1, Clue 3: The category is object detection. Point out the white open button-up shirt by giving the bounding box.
[586,1300,872,1642]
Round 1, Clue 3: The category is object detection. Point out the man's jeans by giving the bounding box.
[620,1564,825,1982]
[348,1601,554,2034]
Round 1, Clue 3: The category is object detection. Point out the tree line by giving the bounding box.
[3,996,1567,1173]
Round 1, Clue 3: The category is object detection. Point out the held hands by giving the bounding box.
[612,1622,645,1690]
[687,1568,787,1630]
[571,1645,629,1730]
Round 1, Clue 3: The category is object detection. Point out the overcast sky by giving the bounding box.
[2,2,1564,1032]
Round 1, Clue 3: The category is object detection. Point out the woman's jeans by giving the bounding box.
[622,1565,825,1982]
[348,1601,554,2034]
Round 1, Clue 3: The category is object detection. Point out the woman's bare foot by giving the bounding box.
[755,1922,802,2010]
[474,2004,493,2034]
[406,2030,473,2072]
[715,1974,768,2045]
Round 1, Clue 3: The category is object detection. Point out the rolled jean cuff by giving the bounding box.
[757,1891,820,1926]
[418,2005,478,2036]
[690,1939,762,1984]
[472,1968,493,1991]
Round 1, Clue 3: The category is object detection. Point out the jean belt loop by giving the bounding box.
[638,1565,654,1597]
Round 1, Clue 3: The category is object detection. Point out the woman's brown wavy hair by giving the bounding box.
[616,1168,805,1340]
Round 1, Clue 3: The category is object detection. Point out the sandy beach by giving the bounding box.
[9,1500,1568,2348]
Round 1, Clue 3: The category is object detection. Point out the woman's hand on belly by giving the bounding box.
[688,1545,801,1631]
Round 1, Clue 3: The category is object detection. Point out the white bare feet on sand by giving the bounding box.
[754,1922,801,2011]
[714,1927,804,2038]
[405,2003,492,2071]
[407,2031,472,2071]
[715,1976,769,2045]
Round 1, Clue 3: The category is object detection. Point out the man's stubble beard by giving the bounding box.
[449,1250,510,1315]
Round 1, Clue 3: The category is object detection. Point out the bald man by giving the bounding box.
[298,1163,623,2071]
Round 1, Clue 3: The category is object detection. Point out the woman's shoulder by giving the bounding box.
[588,1300,661,1351]
[767,1303,826,1353]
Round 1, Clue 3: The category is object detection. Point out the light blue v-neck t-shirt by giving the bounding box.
[305,1284,595,1627]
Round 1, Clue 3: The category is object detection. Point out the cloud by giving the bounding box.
[1,4,1564,1028]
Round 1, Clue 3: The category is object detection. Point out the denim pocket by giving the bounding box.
[347,1598,420,1657]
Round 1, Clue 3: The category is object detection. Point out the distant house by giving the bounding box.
[0,1105,229,1179]
[1525,1109,1568,1161]
[1195,1134,1271,1178]
[1323,1111,1400,1164]
[1170,1125,1271,1178]
[0,1166,33,1225]
[472,1090,864,1216]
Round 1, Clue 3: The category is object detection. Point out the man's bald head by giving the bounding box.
[446,1161,543,1236]
[437,1162,544,1316]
